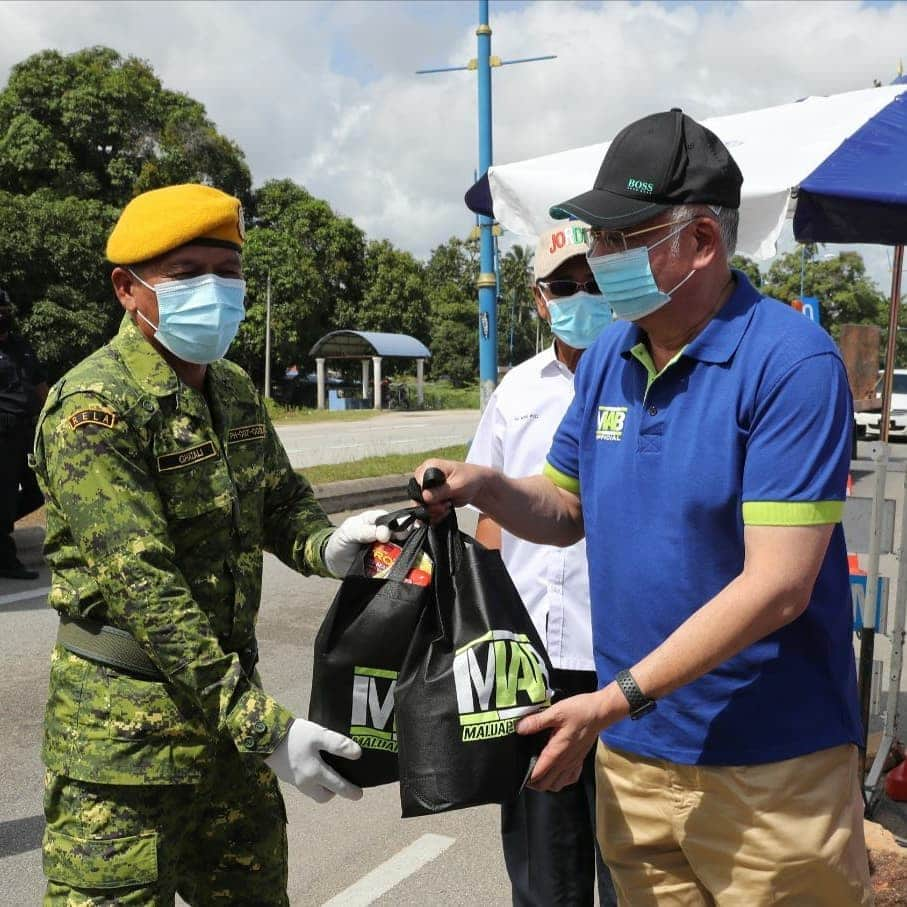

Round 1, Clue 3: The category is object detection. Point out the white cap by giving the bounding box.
[533,222,591,281]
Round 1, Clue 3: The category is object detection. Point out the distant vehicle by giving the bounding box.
[860,370,907,440]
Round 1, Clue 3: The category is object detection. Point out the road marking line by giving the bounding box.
[321,833,455,907]
[0,586,50,606]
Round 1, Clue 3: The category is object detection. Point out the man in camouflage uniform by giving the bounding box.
[34,184,389,904]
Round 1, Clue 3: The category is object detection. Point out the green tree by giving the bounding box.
[498,243,541,367]
[0,47,251,204]
[0,46,254,380]
[761,245,886,343]
[0,189,119,379]
[425,237,479,384]
[730,254,762,288]
[230,226,322,386]
[429,283,476,386]
[323,239,430,380]
[336,239,428,337]
[425,236,478,297]
[235,179,367,385]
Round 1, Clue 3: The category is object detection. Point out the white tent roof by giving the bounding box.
[484,84,905,260]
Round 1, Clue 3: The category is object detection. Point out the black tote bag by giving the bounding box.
[395,508,555,817]
[308,518,430,787]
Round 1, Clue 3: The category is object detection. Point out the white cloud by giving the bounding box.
[1,0,905,285]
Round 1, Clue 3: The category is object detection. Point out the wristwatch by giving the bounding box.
[615,669,657,720]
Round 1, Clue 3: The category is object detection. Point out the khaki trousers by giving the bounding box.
[595,742,872,906]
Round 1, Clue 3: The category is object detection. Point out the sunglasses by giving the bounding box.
[537,278,600,298]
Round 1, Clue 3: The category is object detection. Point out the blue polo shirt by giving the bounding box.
[545,272,862,765]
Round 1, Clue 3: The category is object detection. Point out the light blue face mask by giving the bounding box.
[586,220,696,322]
[545,290,614,350]
[130,271,246,364]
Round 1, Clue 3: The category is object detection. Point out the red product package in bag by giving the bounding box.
[364,542,433,587]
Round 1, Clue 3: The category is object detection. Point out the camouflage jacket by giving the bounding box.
[34,315,334,785]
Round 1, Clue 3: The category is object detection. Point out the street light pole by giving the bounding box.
[264,270,272,399]
[417,1,555,409]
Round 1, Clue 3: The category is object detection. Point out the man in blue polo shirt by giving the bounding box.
[417,110,870,905]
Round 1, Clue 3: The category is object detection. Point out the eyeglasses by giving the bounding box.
[587,217,697,256]
[537,278,600,298]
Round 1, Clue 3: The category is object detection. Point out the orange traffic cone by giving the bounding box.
[846,473,854,496]
[848,553,866,576]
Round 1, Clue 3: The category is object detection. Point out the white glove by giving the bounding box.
[323,509,392,577]
[265,718,363,803]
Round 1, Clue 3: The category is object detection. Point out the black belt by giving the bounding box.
[57,615,259,680]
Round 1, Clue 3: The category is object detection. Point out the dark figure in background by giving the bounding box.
[0,287,48,579]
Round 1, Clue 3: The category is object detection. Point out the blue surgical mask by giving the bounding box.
[586,221,696,322]
[545,290,614,350]
[130,271,246,364]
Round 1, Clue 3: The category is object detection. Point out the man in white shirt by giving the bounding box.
[467,224,616,907]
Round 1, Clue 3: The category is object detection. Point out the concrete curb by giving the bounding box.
[311,474,413,514]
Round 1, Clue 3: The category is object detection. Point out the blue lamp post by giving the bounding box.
[475,1,496,407]
[417,1,555,408]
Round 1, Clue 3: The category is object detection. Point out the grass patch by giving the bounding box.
[300,444,469,485]
[264,381,478,423]
[401,380,479,410]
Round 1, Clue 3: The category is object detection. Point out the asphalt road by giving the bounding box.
[275,410,479,468]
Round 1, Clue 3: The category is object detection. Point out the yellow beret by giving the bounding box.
[106,184,245,265]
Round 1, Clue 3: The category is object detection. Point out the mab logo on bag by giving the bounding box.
[453,630,552,742]
[350,666,397,752]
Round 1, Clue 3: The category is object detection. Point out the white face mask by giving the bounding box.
[131,271,246,364]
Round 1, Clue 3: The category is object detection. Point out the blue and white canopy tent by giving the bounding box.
[467,82,906,407]
[466,81,907,812]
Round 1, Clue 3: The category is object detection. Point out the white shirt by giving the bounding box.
[466,345,594,671]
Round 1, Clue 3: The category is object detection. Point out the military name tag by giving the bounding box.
[157,441,218,472]
[226,424,266,445]
[69,409,117,430]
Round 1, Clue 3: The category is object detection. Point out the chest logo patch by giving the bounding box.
[157,441,218,472]
[596,405,628,442]
[69,409,118,430]
[226,423,266,445]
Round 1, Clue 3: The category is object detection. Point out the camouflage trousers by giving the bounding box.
[42,744,288,906]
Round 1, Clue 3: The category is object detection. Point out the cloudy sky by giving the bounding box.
[1,0,905,289]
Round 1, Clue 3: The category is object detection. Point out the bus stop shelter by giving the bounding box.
[308,330,431,410]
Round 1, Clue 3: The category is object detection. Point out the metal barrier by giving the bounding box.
[846,444,906,815]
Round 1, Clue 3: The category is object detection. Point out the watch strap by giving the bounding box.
[615,669,656,720]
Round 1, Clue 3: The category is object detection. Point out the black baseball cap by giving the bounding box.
[550,109,743,229]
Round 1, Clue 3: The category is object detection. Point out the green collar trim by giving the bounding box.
[629,342,686,397]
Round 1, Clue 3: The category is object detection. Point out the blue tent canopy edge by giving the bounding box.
[794,91,907,246]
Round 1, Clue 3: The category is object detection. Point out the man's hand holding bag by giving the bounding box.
[395,505,555,817]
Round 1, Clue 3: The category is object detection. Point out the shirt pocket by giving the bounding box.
[153,437,234,529]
